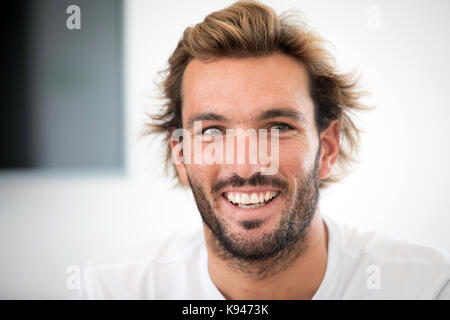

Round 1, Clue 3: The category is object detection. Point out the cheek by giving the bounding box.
[277,140,315,177]
[186,163,218,186]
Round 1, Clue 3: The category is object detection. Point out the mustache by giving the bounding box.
[211,172,289,194]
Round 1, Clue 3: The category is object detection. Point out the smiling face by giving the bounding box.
[171,53,339,261]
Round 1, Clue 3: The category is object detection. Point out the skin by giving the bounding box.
[171,52,340,299]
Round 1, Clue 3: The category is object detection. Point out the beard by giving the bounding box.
[187,147,321,277]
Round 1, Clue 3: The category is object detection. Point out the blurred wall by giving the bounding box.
[0,0,124,169]
[0,0,450,298]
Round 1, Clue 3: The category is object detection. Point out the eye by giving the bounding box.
[202,127,223,136]
[268,123,294,132]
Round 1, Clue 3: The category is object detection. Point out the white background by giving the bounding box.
[1,0,450,298]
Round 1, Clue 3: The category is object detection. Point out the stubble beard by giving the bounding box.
[188,150,321,279]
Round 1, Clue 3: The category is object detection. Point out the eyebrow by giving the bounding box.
[256,107,307,125]
[185,107,307,129]
[185,112,229,129]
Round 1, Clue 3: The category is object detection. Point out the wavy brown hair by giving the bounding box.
[143,0,370,188]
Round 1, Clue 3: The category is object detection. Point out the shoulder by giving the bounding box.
[325,216,450,299]
[334,218,450,265]
[81,229,205,299]
[85,230,204,267]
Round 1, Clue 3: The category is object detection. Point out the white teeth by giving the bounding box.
[259,193,264,203]
[237,202,264,209]
[241,193,250,204]
[225,191,280,207]
[250,193,259,204]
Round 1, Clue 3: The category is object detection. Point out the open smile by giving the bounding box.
[222,191,281,209]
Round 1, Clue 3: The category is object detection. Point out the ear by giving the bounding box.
[170,138,189,186]
[318,120,340,180]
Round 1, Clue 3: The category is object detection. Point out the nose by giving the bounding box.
[221,130,274,179]
[224,162,263,180]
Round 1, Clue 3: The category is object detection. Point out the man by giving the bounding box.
[80,1,450,299]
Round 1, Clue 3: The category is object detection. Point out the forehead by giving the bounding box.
[181,53,314,124]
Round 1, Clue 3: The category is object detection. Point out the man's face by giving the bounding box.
[174,53,332,261]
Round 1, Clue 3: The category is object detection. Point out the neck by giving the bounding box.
[203,210,329,300]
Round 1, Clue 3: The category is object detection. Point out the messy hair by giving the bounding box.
[143,0,370,188]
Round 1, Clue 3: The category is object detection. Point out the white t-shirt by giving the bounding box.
[79,215,450,299]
